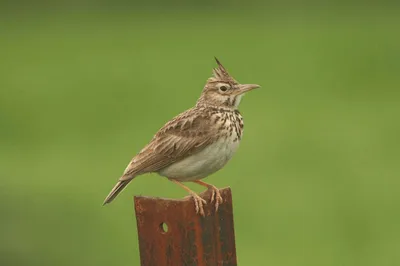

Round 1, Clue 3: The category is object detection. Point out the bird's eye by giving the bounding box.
[219,85,228,92]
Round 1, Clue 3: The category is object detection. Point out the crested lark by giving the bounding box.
[103,57,259,216]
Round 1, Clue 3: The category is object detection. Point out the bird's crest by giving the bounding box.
[209,57,237,83]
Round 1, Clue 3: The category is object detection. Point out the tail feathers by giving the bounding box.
[103,179,131,205]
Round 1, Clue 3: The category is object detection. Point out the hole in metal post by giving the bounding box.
[160,222,168,233]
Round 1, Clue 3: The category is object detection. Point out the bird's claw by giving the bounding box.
[189,192,207,216]
[209,186,223,212]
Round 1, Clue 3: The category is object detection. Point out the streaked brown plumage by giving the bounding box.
[103,57,259,216]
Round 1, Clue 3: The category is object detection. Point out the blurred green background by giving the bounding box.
[1,2,400,266]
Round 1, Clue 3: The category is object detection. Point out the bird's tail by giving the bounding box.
[103,179,132,205]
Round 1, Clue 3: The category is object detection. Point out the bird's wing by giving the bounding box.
[119,108,219,181]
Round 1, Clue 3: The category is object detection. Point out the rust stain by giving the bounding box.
[194,216,205,266]
[134,187,237,266]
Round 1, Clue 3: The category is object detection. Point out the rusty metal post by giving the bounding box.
[134,187,237,266]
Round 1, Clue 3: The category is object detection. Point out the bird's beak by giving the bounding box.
[236,84,260,95]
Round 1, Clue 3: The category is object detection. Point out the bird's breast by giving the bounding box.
[158,111,244,181]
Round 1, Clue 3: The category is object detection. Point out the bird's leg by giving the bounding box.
[193,180,223,212]
[170,179,207,216]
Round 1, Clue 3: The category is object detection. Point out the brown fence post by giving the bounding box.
[134,187,237,266]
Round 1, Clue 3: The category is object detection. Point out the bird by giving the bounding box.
[103,57,260,216]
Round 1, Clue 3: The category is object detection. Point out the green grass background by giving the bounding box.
[1,4,400,266]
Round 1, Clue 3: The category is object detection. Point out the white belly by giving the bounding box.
[158,137,240,181]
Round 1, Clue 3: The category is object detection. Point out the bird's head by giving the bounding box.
[196,57,260,109]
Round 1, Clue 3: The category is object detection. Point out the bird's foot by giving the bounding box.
[189,192,207,217]
[208,185,223,212]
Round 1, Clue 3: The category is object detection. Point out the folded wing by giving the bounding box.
[120,108,219,181]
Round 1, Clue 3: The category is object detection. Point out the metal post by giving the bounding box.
[134,187,237,266]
